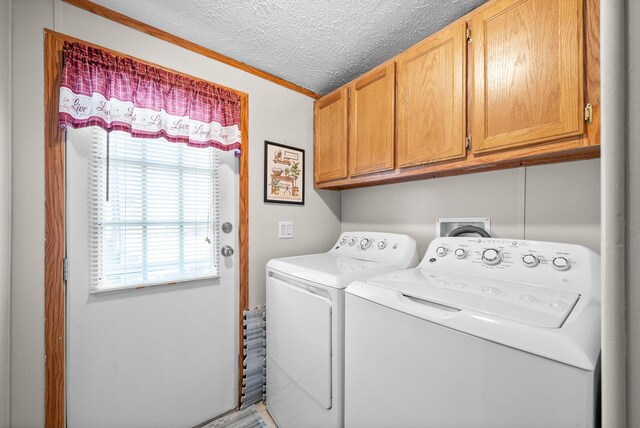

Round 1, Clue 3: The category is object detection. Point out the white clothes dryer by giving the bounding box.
[266,232,418,428]
[345,237,601,428]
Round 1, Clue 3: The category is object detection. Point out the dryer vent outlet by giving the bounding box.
[436,217,491,238]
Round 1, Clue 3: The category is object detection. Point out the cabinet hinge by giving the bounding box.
[466,26,472,43]
[584,103,593,124]
[465,135,472,150]
[63,258,69,282]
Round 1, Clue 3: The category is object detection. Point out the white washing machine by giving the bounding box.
[345,237,601,428]
[266,232,418,428]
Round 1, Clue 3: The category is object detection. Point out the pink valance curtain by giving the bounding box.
[59,41,242,152]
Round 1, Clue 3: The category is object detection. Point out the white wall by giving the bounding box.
[0,0,11,426]
[10,1,340,426]
[342,160,600,257]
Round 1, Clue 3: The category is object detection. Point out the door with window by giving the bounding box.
[66,126,239,427]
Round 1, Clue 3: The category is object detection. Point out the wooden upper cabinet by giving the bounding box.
[349,62,395,177]
[312,0,599,190]
[314,87,348,183]
[396,21,467,168]
[471,0,585,154]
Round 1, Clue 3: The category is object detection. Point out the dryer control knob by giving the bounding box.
[482,249,502,266]
[521,254,539,267]
[339,237,347,245]
[454,248,467,259]
[552,257,570,271]
[436,247,447,257]
[377,240,387,250]
[348,238,357,246]
[360,238,372,250]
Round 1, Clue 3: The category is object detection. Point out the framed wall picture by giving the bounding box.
[264,141,305,205]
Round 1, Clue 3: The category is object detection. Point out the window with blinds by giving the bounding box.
[89,129,220,292]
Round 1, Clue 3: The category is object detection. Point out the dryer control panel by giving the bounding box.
[420,237,600,299]
[331,232,419,269]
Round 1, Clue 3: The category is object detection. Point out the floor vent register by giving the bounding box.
[241,306,266,409]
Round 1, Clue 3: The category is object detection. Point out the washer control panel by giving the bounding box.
[420,237,601,297]
[331,232,418,269]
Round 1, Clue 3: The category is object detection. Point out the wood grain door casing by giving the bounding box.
[348,62,395,177]
[396,21,467,169]
[471,0,585,154]
[314,87,348,183]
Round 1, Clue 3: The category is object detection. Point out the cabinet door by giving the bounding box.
[314,88,348,183]
[349,62,395,177]
[397,22,467,169]
[471,0,584,154]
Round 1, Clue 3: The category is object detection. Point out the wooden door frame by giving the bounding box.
[44,29,250,427]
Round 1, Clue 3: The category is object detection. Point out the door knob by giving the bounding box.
[221,245,234,257]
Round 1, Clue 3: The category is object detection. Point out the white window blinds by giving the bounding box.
[89,129,220,292]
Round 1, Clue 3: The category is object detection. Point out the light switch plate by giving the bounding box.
[278,221,293,239]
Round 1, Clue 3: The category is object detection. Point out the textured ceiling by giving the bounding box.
[91,0,486,95]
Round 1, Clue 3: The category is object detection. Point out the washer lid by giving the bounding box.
[366,268,580,328]
[267,253,396,289]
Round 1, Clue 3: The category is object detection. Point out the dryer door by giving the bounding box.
[267,272,332,409]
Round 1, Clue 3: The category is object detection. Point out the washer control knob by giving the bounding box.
[454,248,467,259]
[482,249,502,266]
[521,295,537,304]
[339,237,347,245]
[377,240,387,250]
[552,257,570,271]
[521,254,539,267]
[348,238,356,246]
[360,238,372,250]
[436,247,447,257]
